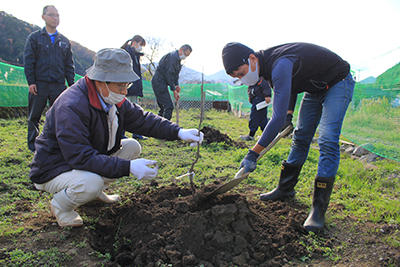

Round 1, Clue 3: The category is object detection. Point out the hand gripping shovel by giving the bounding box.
[206,124,294,199]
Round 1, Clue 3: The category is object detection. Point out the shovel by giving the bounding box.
[206,124,294,199]
[175,99,180,125]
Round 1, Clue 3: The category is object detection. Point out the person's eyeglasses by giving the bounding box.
[106,82,132,93]
[45,13,59,18]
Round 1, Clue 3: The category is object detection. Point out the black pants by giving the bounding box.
[249,103,269,136]
[27,82,66,151]
[151,74,174,120]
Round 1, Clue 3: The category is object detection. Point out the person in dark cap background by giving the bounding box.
[240,78,271,141]
[151,44,192,120]
[30,48,203,228]
[222,42,355,233]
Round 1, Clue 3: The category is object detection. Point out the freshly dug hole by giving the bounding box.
[89,184,308,266]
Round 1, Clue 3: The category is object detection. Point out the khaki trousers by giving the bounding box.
[35,139,141,205]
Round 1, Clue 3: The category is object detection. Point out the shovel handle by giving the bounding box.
[258,124,294,160]
[206,124,294,198]
[175,100,179,125]
[175,172,194,180]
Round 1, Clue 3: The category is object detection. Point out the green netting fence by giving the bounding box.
[1,61,399,161]
[0,62,84,107]
[141,80,238,110]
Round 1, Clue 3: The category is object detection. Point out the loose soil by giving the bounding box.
[89,183,308,266]
[1,183,399,266]
[201,126,247,148]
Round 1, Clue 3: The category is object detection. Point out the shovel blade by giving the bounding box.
[206,168,249,198]
[206,124,294,199]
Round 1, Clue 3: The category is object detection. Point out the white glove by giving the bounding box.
[130,159,158,180]
[178,128,204,147]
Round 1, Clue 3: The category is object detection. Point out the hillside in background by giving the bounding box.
[205,69,236,84]
[2,10,398,86]
[142,62,236,84]
[179,66,236,84]
[359,76,376,84]
[0,10,233,84]
[69,41,95,76]
[376,61,400,87]
[0,11,94,75]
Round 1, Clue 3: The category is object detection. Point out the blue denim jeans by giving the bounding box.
[287,73,355,177]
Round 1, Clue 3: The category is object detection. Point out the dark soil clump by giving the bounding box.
[89,183,308,266]
[201,126,246,148]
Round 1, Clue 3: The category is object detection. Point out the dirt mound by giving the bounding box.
[89,183,308,266]
[201,126,246,148]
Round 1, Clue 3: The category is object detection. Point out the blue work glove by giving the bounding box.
[239,150,260,173]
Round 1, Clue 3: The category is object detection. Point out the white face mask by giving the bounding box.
[240,58,259,86]
[101,83,125,105]
[179,53,186,60]
[135,45,142,52]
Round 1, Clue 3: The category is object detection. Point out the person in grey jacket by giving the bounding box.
[151,44,192,120]
[31,48,203,227]
[23,5,75,152]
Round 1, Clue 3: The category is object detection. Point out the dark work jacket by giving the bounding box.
[30,76,181,184]
[248,79,272,105]
[256,42,350,95]
[24,27,75,86]
[153,50,182,90]
[122,45,144,97]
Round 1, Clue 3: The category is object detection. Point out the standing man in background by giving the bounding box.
[121,35,147,139]
[240,78,272,141]
[24,5,75,152]
[151,45,192,120]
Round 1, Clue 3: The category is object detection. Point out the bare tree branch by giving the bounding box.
[142,36,162,79]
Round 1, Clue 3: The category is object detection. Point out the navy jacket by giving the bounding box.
[255,42,350,148]
[24,27,75,86]
[256,42,350,95]
[30,76,181,184]
[248,79,272,105]
[122,45,144,97]
[153,50,182,90]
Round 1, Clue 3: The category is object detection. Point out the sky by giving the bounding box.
[2,0,400,80]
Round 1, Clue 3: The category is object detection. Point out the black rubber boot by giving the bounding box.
[260,160,302,201]
[303,176,335,233]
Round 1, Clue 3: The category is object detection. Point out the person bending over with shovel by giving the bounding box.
[222,42,355,232]
[30,48,204,227]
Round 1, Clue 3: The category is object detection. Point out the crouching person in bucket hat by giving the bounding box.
[30,48,204,227]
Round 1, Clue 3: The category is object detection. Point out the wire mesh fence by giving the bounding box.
[1,61,399,161]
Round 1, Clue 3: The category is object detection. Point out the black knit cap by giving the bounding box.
[222,42,254,74]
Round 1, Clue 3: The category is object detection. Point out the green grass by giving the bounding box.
[342,97,400,161]
[0,108,399,264]
[0,247,72,266]
[0,118,42,236]
[1,109,399,229]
